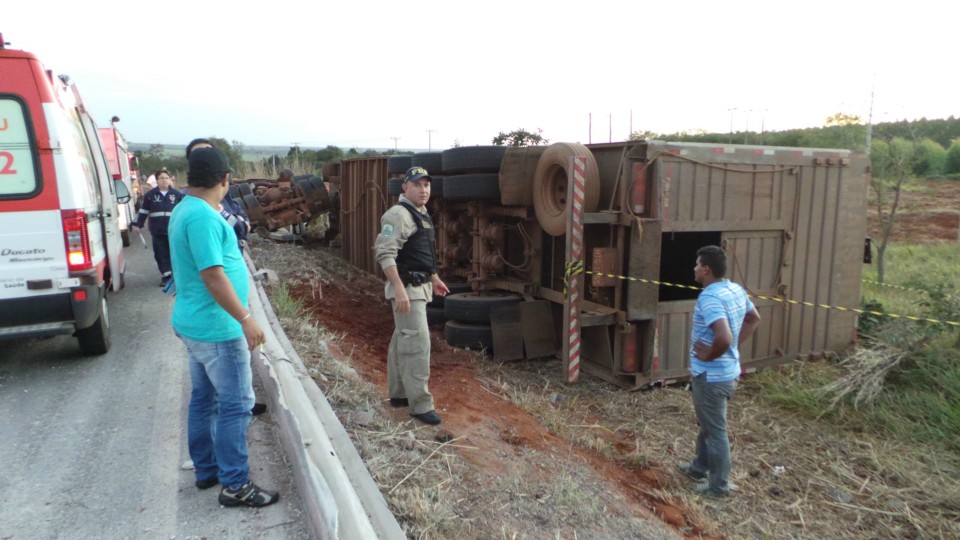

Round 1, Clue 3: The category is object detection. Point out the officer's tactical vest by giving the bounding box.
[395,202,437,274]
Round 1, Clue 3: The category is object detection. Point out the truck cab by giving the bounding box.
[0,36,125,355]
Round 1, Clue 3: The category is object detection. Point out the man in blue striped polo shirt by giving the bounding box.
[677,245,761,497]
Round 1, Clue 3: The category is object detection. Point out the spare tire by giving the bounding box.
[387,155,413,175]
[410,152,443,174]
[444,291,523,324]
[444,320,493,352]
[442,173,500,201]
[532,143,600,236]
[442,146,507,174]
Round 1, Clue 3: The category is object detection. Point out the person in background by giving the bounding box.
[374,166,449,425]
[134,167,183,286]
[676,245,761,498]
[169,146,279,507]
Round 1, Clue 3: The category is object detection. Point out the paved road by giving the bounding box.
[0,237,310,539]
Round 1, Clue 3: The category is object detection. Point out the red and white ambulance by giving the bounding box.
[99,123,137,247]
[0,35,126,355]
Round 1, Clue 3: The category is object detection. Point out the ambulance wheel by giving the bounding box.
[444,321,493,352]
[121,229,131,247]
[532,142,600,236]
[78,296,111,356]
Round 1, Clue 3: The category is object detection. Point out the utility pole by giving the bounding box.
[608,113,612,143]
[390,137,401,152]
[425,129,436,151]
[865,82,875,156]
[727,107,737,143]
[742,109,753,144]
[588,113,592,144]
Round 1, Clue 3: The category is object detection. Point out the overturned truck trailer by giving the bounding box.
[337,140,869,388]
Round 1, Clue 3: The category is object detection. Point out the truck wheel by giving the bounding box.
[444,291,523,324]
[238,182,254,197]
[444,320,493,352]
[121,229,131,247]
[431,176,444,199]
[77,296,111,356]
[428,280,471,307]
[441,174,500,201]
[441,146,507,174]
[411,152,444,174]
[309,176,331,207]
[427,306,447,327]
[228,185,241,200]
[242,194,266,224]
[387,155,413,175]
[533,143,600,236]
[387,177,403,196]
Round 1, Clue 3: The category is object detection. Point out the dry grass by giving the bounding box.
[252,240,960,539]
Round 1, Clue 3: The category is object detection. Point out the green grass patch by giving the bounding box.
[267,282,308,320]
[750,242,960,451]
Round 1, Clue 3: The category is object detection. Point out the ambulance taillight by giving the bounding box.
[61,209,92,271]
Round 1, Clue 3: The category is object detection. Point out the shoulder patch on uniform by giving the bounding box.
[381,223,395,237]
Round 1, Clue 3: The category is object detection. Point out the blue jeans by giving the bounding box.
[691,373,738,492]
[179,335,255,489]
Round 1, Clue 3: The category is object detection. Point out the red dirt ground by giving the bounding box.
[866,179,960,243]
[289,278,713,537]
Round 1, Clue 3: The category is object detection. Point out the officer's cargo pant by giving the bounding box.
[387,298,434,414]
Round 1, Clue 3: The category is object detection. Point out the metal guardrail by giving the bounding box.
[244,253,405,540]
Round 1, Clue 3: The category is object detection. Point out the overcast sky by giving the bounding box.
[5,1,954,150]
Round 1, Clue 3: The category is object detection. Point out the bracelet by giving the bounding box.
[238,312,252,323]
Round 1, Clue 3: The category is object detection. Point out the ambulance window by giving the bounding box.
[66,107,101,206]
[0,98,40,198]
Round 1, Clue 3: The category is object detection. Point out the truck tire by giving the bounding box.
[430,176,443,199]
[387,177,403,196]
[533,143,600,236]
[428,280,472,308]
[121,229,131,247]
[444,291,523,324]
[77,296,110,356]
[441,146,507,174]
[387,155,413,174]
[242,194,266,224]
[410,152,443,174]
[444,320,493,352]
[228,185,241,200]
[238,182,254,197]
[308,176,331,207]
[427,306,447,327]
[441,174,500,201]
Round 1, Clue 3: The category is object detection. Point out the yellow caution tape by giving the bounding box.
[579,270,960,328]
[861,279,929,294]
[563,260,585,296]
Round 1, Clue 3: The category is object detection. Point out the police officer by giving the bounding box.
[374,166,449,425]
[134,167,184,285]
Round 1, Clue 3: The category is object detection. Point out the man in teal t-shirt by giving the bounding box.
[169,146,279,508]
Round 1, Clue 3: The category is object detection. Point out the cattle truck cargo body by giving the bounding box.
[335,140,869,388]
